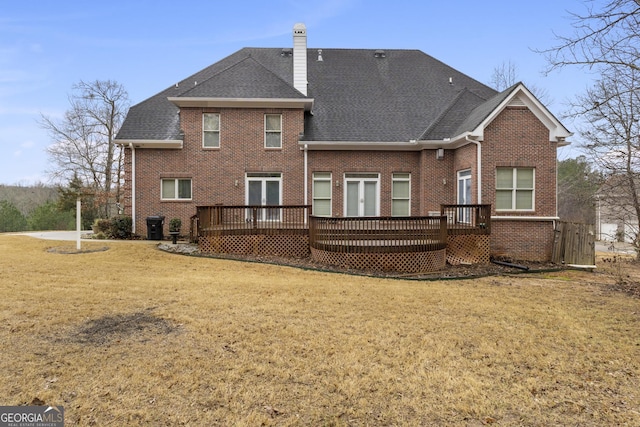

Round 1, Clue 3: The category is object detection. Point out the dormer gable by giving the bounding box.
[468,83,572,144]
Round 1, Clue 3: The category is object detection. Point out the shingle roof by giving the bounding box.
[116,47,498,142]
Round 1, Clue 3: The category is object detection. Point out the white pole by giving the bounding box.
[76,198,81,250]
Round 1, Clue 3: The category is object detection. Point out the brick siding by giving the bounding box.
[122,105,559,261]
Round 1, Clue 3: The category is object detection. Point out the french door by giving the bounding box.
[344,173,379,217]
[246,173,281,221]
[457,170,472,223]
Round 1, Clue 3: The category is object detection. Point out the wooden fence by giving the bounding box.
[552,221,595,266]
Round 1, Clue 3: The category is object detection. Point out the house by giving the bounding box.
[596,175,639,244]
[115,23,571,262]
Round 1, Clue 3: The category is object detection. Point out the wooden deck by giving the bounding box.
[190,204,491,271]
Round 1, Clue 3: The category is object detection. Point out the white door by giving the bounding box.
[457,170,472,223]
[246,174,281,221]
[344,173,379,217]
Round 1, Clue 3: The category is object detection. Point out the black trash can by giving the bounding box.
[146,215,165,240]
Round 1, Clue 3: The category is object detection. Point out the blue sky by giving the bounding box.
[1,0,595,185]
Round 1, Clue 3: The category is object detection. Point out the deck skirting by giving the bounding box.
[310,247,446,273]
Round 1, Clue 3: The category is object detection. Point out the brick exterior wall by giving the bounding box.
[123,107,305,235]
[307,151,421,216]
[482,107,558,261]
[491,220,555,261]
[122,104,559,261]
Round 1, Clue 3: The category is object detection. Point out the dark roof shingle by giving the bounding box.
[117,47,498,142]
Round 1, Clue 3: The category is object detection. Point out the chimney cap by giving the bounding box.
[293,23,306,35]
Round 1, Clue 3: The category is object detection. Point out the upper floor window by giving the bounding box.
[161,178,192,200]
[203,113,220,148]
[496,167,534,210]
[391,173,411,216]
[265,114,282,148]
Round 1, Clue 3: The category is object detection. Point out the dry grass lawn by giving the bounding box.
[1,235,639,426]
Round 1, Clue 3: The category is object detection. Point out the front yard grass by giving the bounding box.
[0,235,639,426]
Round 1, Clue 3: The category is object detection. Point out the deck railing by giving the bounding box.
[440,204,491,235]
[191,204,490,245]
[195,205,310,237]
[309,216,448,253]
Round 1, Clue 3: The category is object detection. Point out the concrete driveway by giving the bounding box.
[16,231,95,241]
[595,240,636,255]
[16,231,155,244]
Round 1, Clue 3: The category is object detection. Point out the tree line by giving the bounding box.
[0,175,105,232]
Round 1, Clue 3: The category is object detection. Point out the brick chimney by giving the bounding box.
[293,23,307,96]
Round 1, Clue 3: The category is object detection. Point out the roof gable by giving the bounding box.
[177,56,305,99]
[461,83,572,143]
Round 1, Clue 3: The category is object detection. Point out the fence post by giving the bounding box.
[76,198,81,251]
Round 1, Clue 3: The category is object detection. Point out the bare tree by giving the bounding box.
[489,60,551,105]
[540,0,640,73]
[41,80,129,218]
[489,60,519,92]
[539,0,640,255]
[570,66,640,254]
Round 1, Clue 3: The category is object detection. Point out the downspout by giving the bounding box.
[465,136,482,203]
[129,143,136,234]
[303,144,308,223]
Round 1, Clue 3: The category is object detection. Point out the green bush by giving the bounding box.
[108,215,132,239]
[92,218,111,234]
[169,218,182,232]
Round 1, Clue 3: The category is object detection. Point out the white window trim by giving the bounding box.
[264,114,282,149]
[495,167,535,211]
[202,113,220,148]
[161,178,192,201]
[391,173,411,216]
[312,172,332,217]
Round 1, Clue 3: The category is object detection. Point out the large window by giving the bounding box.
[496,167,534,210]
[391,173,410,216]
[265,114,282,148]
[203,113,220,148]
[312,172,332,216]
[161,178,192,200]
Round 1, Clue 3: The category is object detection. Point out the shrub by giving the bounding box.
[92,218,111,234]
[169,218,182,232]
[108,215,132,239]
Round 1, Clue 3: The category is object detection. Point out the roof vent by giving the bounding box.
[508,95,526,107]
[281,48,292,57]
[317,49,323,61]
[374,50,386,58]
